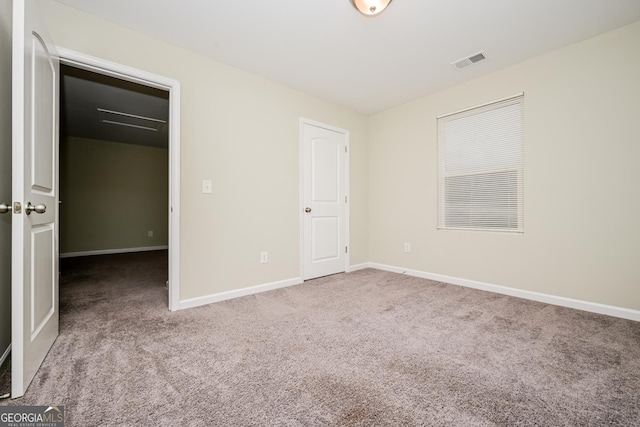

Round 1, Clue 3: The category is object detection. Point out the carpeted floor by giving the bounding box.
[1,251,639,426]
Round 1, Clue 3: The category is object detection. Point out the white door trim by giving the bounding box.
[299,118,349,280]
[56,48,181,311]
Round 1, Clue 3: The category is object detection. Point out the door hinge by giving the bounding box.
[345,146,347,153]
[345,196,348,203]
[13,202,22,214]
[345,246,348,253]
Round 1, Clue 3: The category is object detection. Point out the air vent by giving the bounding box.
[451,51,486,70]
[97,108,166,132]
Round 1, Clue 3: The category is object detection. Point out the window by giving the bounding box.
[437,94,524,232]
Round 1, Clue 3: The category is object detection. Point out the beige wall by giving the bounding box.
[368,21,640,311]
[38,0,369,300]
[0,0,12,362]
[60,137,168,254]
[37,1,639,312]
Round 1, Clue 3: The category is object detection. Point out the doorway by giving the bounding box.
[300,119,349,280]
[59,49,181,310]
[59,63,169,303]
[7,5,180,398]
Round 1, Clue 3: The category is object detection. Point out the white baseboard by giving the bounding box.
[347,263,370,272]
[0,344,10,367]
[178,277,303,310]
[368,262,640,322]
[173,262,640,322]
[60,245,169,258]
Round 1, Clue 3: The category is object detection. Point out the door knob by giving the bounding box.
[305,207,312,213]
[25,202,46,215]
[0,203,9,214]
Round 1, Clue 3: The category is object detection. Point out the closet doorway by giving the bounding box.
[58,50,181,310]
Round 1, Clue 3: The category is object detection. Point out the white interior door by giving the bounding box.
[11,0,59,398]
[302,121,347,280]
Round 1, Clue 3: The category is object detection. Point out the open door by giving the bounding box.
[11,0,59,398]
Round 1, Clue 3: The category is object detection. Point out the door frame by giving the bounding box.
[299,118,349,280]
[57,48,181,311]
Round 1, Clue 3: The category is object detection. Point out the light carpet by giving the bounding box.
[1,251,639,426]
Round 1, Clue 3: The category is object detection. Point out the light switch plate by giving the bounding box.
[202,179,212,194]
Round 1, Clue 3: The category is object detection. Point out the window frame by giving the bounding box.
[437,93,524,233]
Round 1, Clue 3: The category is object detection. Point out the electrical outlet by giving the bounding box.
[202,179,212,194]
[148,230,154,237]
[260,252,268,263]
[404,243,411,253]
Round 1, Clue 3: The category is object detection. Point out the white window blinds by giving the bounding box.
[438,94,524,232]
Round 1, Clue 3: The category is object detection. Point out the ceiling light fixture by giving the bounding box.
[351,0,393,16]
[97,108,166,132]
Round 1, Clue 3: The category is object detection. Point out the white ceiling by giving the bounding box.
[55,0,640,115]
